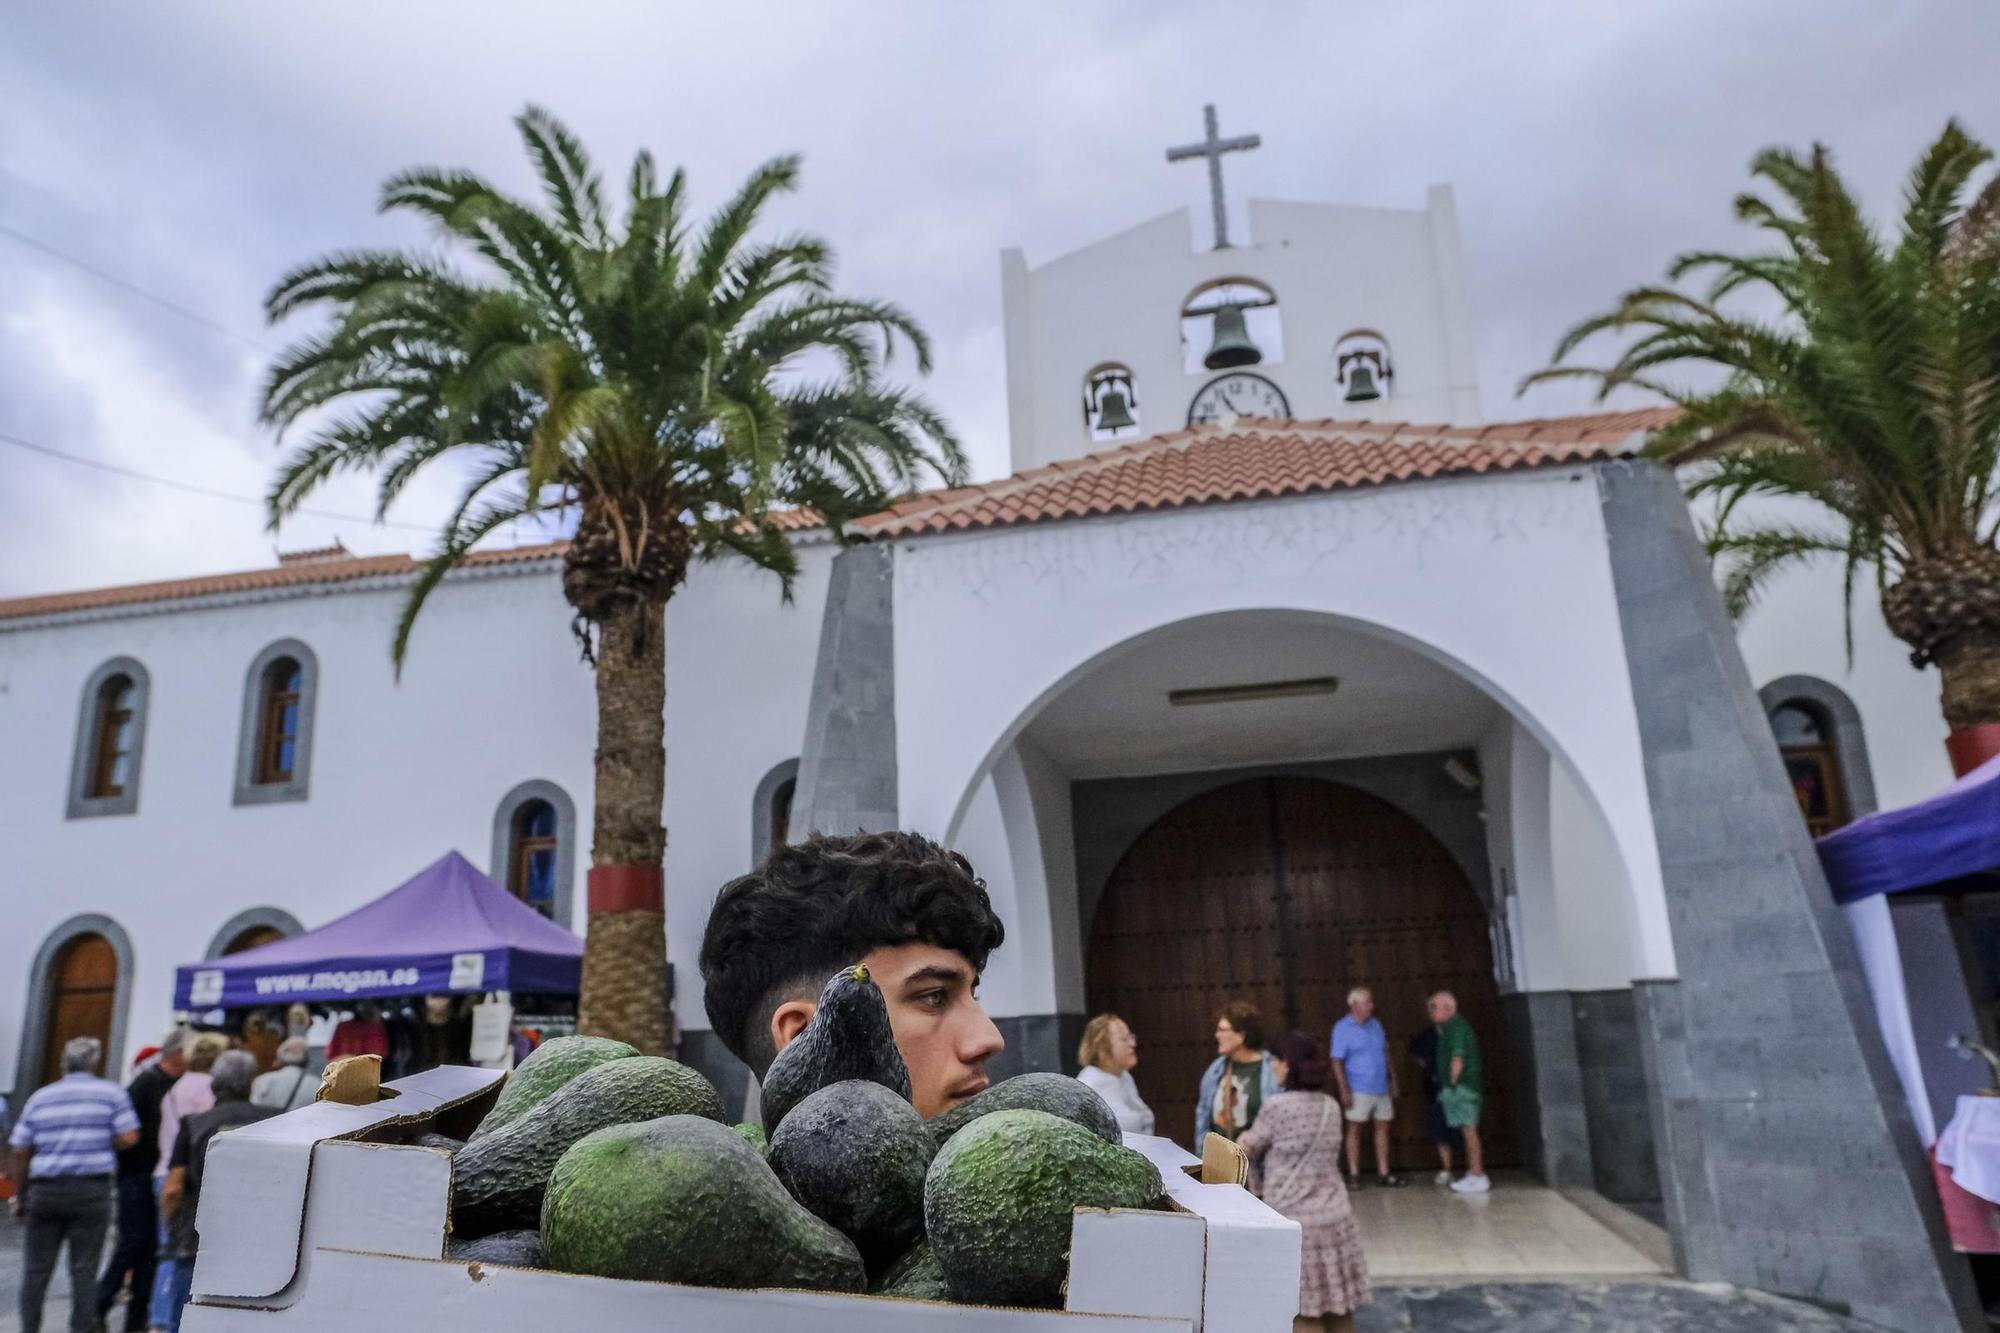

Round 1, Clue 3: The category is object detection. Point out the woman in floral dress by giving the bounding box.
[1238,1031,1371,1332]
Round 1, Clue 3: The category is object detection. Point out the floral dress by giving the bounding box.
[1237,1090,1370,1318]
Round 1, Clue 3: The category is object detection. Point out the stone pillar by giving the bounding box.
[793,544,899,837]
[1599,460,1978,1333]
[1501,990,1596,1188]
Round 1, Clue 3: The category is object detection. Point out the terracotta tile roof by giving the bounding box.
[0,413,1672,623]
[855,408,1679,539]
[0,541,570,624]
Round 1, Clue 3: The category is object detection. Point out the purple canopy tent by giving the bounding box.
[172,850,582,1009]
[1817,751,2000,903]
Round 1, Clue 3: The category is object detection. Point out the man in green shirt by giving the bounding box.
[1430,989,1489,1194]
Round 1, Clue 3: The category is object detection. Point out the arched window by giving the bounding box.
[490,780,577,926]
[1180,278,1282,374]
[1771,702,1848,836]
[1334,329,1393,404]
[234,640,319,805]
[752,758,801,866]
[510,799,561,917]
[1760,676,1878,838]
[1082,363,1142,443]
[68,657,150,819]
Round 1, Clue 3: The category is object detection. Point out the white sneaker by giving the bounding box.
[1434,1169,1453,1186]
[1450,1173,1491,1195]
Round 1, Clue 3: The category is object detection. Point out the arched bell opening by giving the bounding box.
[1081,362,1142,443]
[1180,277,1282,374]
[1334,329,1394,405]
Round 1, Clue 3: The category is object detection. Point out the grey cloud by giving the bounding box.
[2,1,1997,597]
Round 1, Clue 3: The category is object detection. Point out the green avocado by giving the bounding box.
[541,1114,866,1293]
[446,1228,544,1268]
[871,1241,953,1302]
[452,1055,722,1235]
[759,964,911,1135]
[924,1108,1162,1308]
[732,1122,769,1156]
[469,1035,638,1142]
[928,1072,1123,1147]
[768,1080,934,1274]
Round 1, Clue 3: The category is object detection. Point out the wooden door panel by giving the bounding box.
[40,934,118,1087]
[1086,777,1513,1168]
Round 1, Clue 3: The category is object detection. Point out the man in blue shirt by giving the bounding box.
[1330,986,1402,1187]
[8,1037,141,1333]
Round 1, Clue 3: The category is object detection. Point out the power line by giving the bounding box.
[0,428,440,535]
[0,219,276,355]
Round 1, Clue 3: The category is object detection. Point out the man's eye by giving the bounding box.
[915,990,947,1011]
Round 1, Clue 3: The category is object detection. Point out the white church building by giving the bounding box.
[0,115,1983,1330]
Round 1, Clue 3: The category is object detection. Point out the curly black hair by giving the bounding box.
[699,830,1006,1074]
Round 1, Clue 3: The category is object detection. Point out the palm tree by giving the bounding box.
[1529,121,2000,747]
[260,108,966,1052]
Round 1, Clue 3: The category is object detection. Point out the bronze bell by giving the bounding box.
[1344,360,1382,402]
[1203,303,1262,369]
[1094,385,1137,432]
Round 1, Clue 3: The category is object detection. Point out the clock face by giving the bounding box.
[1187,372,1290,426]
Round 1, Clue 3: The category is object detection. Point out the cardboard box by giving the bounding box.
[183,1067,1300,1333]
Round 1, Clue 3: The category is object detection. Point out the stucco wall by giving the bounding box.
[0,542,835,1096]
[1002,190,1481,473]
[888,468,1678,988]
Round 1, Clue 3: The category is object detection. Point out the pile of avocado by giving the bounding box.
[444,964,1164,1308]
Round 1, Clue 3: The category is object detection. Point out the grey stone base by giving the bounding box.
[1571,988,1662,1204]
[1501,991,1594,1188]
[677,1027,756,1123]
[1601,460,1979,1332]
[989,1012,1086,1081]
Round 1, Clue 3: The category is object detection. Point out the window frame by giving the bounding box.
[234,640,318,806]
[253,658,304,786]
[87,675,137,798]
[1759,675,1879,838]
[66,657,150,819]
[490,780,577,928]
[509,799,562,916]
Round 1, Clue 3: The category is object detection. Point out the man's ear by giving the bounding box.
[770,999,817,1056]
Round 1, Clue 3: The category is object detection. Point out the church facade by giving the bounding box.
[0,163,1980,1328]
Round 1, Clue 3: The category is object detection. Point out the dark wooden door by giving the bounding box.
[1085,777,1513,1169]
[225,927,288,1071]
[40,933,118,1087]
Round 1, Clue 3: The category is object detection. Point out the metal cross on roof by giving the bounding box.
[1165,103,1261,250]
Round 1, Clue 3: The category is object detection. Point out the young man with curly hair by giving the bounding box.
[699,830,1007,1120]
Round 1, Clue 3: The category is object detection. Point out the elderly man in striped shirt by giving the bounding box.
[8,1037,140,1333]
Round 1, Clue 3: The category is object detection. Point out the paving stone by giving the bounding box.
[1355,1280,1888,1332]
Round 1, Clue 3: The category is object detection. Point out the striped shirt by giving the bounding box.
[7,1073,139,1178]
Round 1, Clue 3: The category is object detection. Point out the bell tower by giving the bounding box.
[999,106,1483,473]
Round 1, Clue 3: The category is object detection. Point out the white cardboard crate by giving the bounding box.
[182,1066,1299,1333]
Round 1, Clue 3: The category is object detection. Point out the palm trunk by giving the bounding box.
[577,596,670,1054]
[1935,631,2000,732]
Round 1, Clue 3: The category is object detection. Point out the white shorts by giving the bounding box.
[1346,1092,1394,1122]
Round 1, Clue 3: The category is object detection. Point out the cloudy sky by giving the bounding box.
[3,2,1996,598]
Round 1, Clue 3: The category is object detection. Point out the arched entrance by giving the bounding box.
[39,933,118,1087]
[1085,776,1513,1167]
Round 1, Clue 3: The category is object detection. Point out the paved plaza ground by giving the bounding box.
[0,1190,1891,1333]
